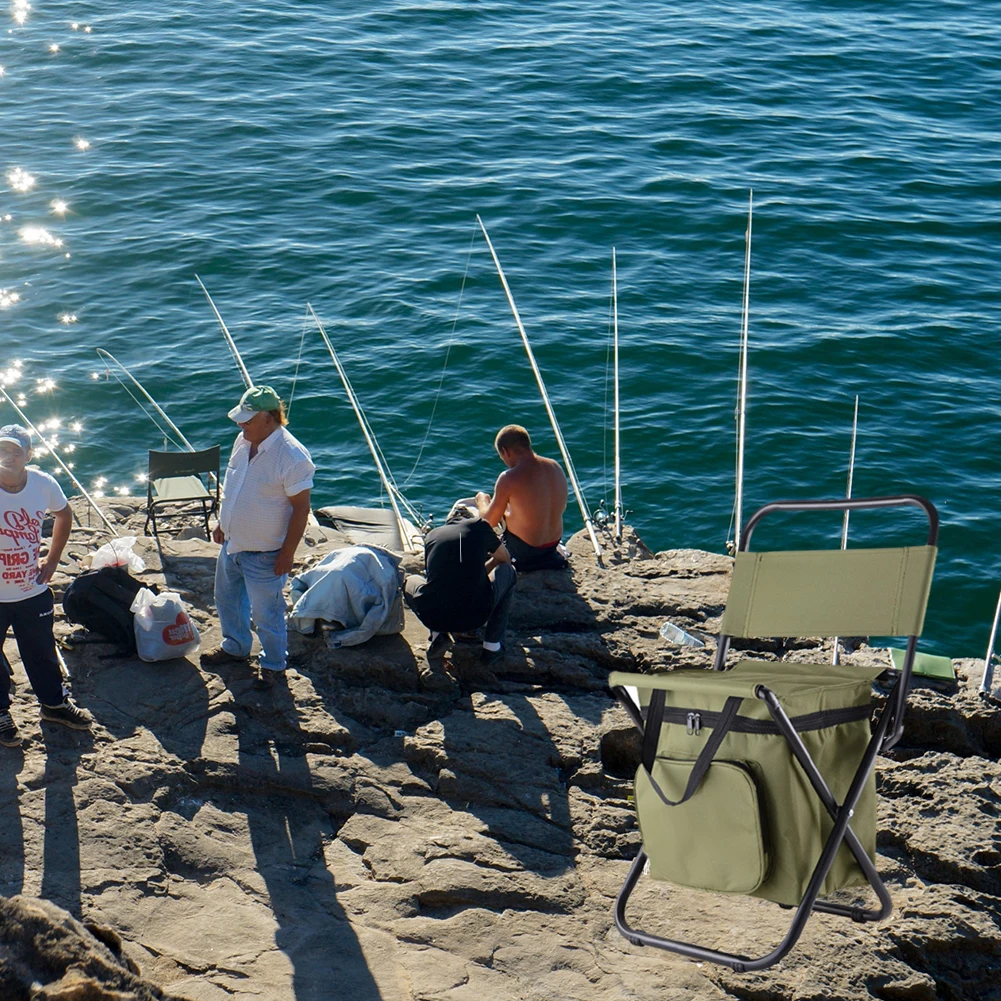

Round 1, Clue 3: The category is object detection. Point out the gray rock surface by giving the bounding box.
[0,495,997,1000]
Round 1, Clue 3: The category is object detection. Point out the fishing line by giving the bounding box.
[103,367,186,451]
[404,224,477,487]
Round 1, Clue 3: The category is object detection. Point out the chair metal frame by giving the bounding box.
[144,445,220,541]
[611,494,939,972]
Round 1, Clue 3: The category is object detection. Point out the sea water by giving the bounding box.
[2,1,999,656]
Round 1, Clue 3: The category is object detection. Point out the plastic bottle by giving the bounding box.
[659,620,706,648]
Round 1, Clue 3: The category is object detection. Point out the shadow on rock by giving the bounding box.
[73,653,210,764]
[236,688,383,1001]
[39,725,94,919]
[0,750,24,897]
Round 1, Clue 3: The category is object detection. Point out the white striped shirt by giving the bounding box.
[219,427,315,554]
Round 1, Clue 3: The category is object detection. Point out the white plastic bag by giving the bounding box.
[130,587,200,662]
[91,536,146,573]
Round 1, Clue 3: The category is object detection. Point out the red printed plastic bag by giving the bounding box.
[130,587,200,662]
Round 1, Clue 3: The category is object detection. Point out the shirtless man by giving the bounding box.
[475,425,569,573]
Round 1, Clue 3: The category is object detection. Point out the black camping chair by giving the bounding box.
[144,446,220,541]
[609,495,939,972]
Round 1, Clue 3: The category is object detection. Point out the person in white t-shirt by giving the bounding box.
[200,387,315,691]
[0,425,92,748]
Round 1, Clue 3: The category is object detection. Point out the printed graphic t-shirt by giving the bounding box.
[0,469,68,603]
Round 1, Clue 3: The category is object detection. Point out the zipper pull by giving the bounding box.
[686,712,701,735]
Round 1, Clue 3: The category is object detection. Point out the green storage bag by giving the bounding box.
[616,659,883,907]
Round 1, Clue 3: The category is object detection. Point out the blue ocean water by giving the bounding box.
[2,1,999,656]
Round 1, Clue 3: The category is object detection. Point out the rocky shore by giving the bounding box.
[0,496,998,1000]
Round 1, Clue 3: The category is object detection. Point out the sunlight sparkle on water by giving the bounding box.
[11,2,29,27]
[48,43,58,53]
[19,225,63,248]
[0,289,21,309]
[51,199,68,215]
[70,421,82,433]
[74,137,90,151]
[6,167,35,193]
[58,312,78,324]
[35,378,56,393]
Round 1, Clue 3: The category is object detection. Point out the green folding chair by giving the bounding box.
[609,495,938,972]
[144,446,220,541]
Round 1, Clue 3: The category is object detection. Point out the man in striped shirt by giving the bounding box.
[201,386,315,690]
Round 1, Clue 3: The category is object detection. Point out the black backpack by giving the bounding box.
[62,566,156,656]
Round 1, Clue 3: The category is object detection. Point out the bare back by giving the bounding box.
[491,452,567,546]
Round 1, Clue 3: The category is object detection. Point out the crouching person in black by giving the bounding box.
[404,500,516,665]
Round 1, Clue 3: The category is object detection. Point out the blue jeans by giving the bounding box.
[214,543,288,673]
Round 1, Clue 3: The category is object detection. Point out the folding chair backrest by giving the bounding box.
[148,446,219,481]
[721,545,937,640]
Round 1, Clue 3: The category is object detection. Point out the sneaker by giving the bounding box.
[253,668,286,692]
[426,632,453,660]
[0,710,21,748]
[40,700,93,731]
[200,647,249,667]
[479,646,505,665]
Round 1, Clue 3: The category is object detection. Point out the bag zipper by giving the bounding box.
[647,702,872,735]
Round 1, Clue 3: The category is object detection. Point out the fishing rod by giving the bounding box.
[612,247,623,542]
[96,348,194,451]
[832,395,860,666]
[729,190,753,555]
[307,305,420,554]
[476,214,603,563]
[307,318,423,530]
[981,590,1001,700]
[0,388,119,537]
[194,275,253,389]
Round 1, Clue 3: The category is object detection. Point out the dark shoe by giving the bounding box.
[200,647,249,667]
[426,632,453,660]
[40,700,93,731]
[0,710,21,748]
[479,646,505,665]
[253,668,286,691]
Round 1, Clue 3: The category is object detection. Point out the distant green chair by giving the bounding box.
[609,495,938,972]
[144,446,220,541]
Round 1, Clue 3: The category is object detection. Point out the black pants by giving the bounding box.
[405,563,517,645]
[0,589,64,711]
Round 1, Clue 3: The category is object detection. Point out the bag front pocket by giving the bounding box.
[635,758,769,894]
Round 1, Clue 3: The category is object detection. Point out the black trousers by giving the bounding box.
[0,589,64,711]
[405,563,517,644]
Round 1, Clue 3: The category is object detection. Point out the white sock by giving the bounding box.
[482,641,501,653]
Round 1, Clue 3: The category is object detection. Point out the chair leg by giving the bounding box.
[201,500,211,541]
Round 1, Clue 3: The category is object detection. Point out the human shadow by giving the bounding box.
[235,686,383,1001]
[409,563,610,874]
[0,748,25,896]
[38,725,94,918]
